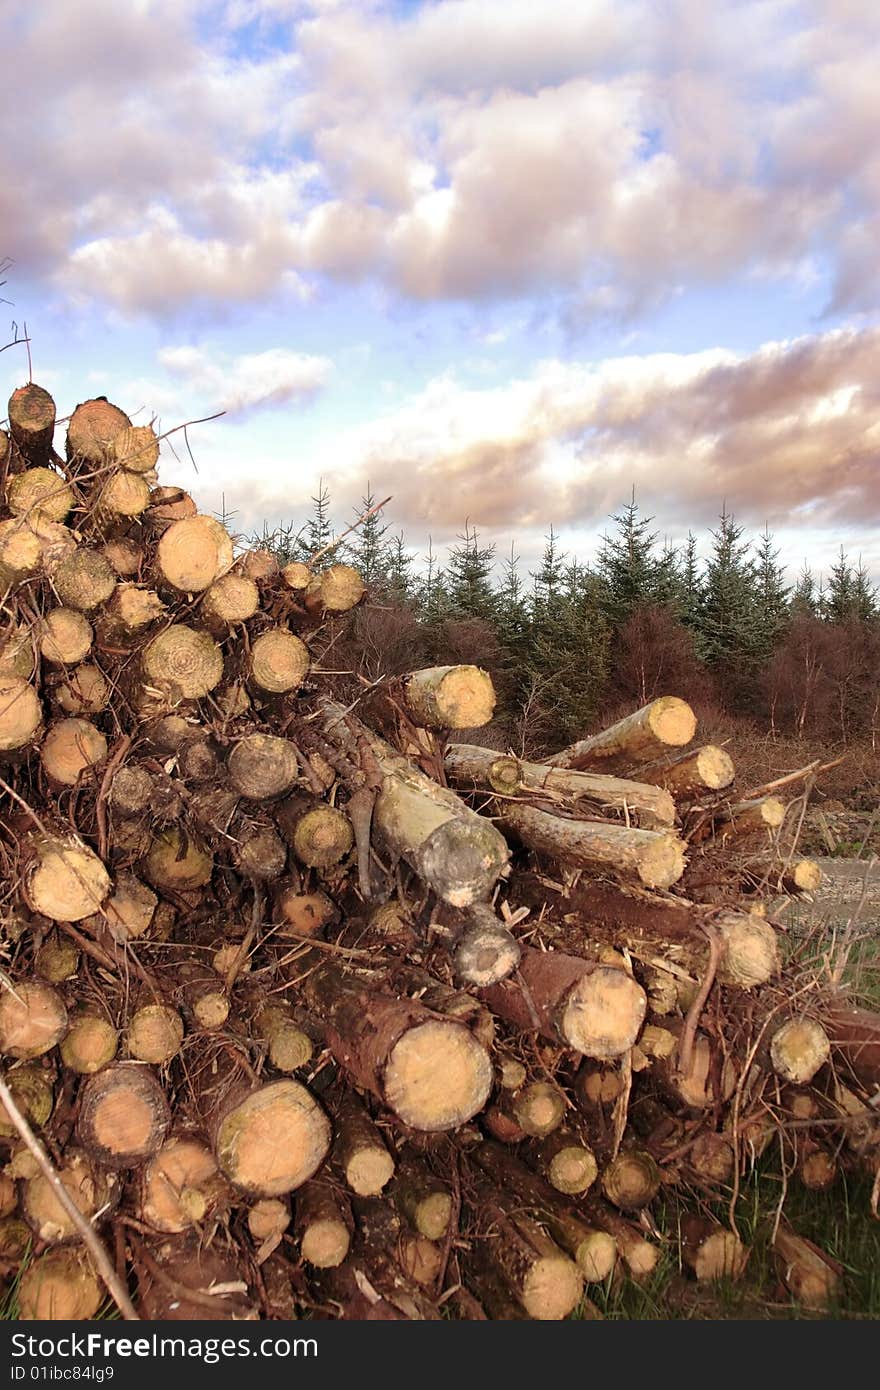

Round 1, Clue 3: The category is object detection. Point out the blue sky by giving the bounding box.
[2,0,880,582]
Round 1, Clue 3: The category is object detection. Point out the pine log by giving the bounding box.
[639,744,735,798]
[67,398,131,469]
[228,734,299,800]
[769,1017,831,1084]
[0,980,68,1058]
[797,1138,838,1192]
[402,666,496,729]
[278,800,354,869]
[601,1150,661,1210]
[0,517,42,587]
[213,1079,331,1197]
[254,1003,313,1073]
[51,546,117,611]
[39,609,93,665]
[141,624,224,703]
[96,470,151,518]
[318,697,509,907]
[464,1176,585,1320]
[453,904,521,987]
[777,859,823,895]
[77,1064,171,1166]
[19,1247,103,1320]
[22,1150,120,1245]
[273,884,336,937]
[681,1215,748,1282]
[58,1010,118,1074]
[496,802,686,889]
[111,424,160,474]
[102,873,158,941]
[55,663,110,715]
[143,827,213,893]
[40,717,107,786]
[0,675,42,751]
[201,573,260,626]
[7,385,56,467]
[156,515,233,593]
[393,1161,453,1241]
[294,1177,353,1268]
[545,697,697,773]
[248,1196,290,1251]
[773,1227,841,1309]
[240,549,280,583]
[281,560,310,591]
[533,1129,599,1196]
[248,628,310,694]
[126,1005,185,1065]
[301,958,492,1131]
[35,935,80,983]
[445,743,676,828]
[0,1065,54,1136]
[0,624,34,680]
[331,1093,396,1196]
[587,1202,659,1278]
[304,563,366,614]
[715,795,786,840]
[98,584,166,644]
[8,466,73,523]
[471,1142,614,1281]
[139,1137,226,1234]
[102,538,143,575]
[826,1003,880,1088]
[508,1082,566,1138]
[481,944,646,1060]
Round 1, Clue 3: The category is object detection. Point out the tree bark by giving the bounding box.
[545,697,696,773]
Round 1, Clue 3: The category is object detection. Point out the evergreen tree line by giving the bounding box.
[244,486,880,753]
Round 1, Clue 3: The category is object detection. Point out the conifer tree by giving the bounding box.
[791,563,818,619]
[385,532,414,602]
[678,532,703,628]
[596,494,659,627]
[753,526,791,660]
[697,508,758,669]
[346,486,391,589]
[446,522,497,622]
[300,479,334,560]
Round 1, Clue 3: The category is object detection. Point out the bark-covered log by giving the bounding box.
[402,666,496,729]
[445,743,676,828]
[7,385,56,467]
[213,1079,331,1197]
[318,697,509,907]
[826,1003,880,1088]
[681,1216,747,1282]
[496,802,686,888]
[331,1093,395,1196]
[77,1064,172,1166]
[301,958,493,1131]
[639,744,735,798]
[545,697,697,773]
[773,1227,842,1309]
[481,944,646,1060]
[294,1177,353,1268]
[0,980,68,1058]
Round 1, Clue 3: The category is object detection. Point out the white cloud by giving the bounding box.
[156,342,332,414]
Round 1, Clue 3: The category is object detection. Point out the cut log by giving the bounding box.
[305,563,366,614]
[55,663,110,715]
[22,1150,119,1245]
[454,911,521,987]
[111,424,160,474]
[294,1177,353,1268]
[0,980,67,1059]
[278,801,354,869]
[67,398,131,468]
[96,470,151,518]
[8,385,56,467]
[248,628,310,695]
[0,1065,54,1136]
[156,515,234,593]
[509,1082,566,1138]
[0,624,34,680]
[143,827,213,892]
[601,1151,661,1211]
[0,517,42,587]
[51,547,117,611]
[40,717,107,786]
[273,884,336,936]
[126,1005,185,1065]
[777,859,823,895]
[464,1177,584,1320]
[545,697,697,773]
[0,675,42,751]
[534,1129,599,1196]
[77,1064,171,1166]
[715,796,786,840]
[141,624,224,703]
[59,1010,118,1074]
[8,466,73,523]
[331,1093,396,1196]
[99,584,166,643]
[228,734,299,800]
[19,1247,104,1320]
[826,1003,880,1088]
[319,698,509,907]
[201,573,260,625]
[35,935,80,983]
[445,743,676,828]
[281,560,310,591]
[769,1017,831,1084]
[773,1227,841,1309]
[639,744,735,798]
[588,1202,659,1278]
[254,1003,313,1072]
[402,666,496,729]
[102,873,158,941]
[481,944,646,1060]
[496,802,686,889]
[102,538,143,575]
[302,958,493,1131]
[139,1137,225,1233]
[248,1196,290,1249]
[681,1216,748,1282]
[240,548,280,583]
[213,1078,331,1197]
[394,1162,453,1241]
[39,609,93,665]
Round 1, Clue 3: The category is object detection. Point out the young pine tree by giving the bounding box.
[346,487,391,589]
[697,508,759,672]
[596,494,660,628]
[753,526,791,662]
[445,522,497,623]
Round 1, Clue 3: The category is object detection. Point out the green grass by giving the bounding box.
[586,1163,880,1320]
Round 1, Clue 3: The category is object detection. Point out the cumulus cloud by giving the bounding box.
[222,326,880,539]
[156,342,332,414]
[3,0,879,315]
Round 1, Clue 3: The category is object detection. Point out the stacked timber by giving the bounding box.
[0,382,876,1324]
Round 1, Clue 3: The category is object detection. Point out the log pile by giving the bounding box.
[0,383,878,1322]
